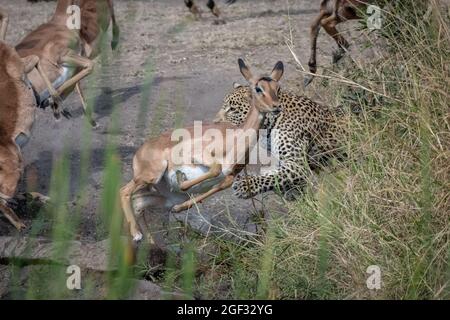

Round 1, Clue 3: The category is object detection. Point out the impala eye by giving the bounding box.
[255,86,263,94]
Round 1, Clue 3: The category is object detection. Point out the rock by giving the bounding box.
[131,280,185,300]
[171,208,261,243]
[172,211,212,236]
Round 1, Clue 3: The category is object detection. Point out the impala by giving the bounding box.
[120,59,284,242]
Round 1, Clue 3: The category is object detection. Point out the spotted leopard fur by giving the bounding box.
[219,83,345,200]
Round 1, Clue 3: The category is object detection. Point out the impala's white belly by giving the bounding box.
[132,166,226,212]
[165,166,226,194]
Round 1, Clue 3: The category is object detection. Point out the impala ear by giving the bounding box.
[238,58,253,82]
[21,55,39,73]
[270,61,284,82]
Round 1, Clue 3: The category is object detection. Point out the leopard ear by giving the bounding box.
[233,82,243,89]
[244,87,252,99]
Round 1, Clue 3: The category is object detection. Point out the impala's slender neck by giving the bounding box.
[230,94,267,165]
[239,95,266,133]
[51,0,75,25]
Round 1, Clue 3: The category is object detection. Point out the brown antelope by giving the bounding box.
[184,0,236,23]
[306,0,381,86]
[13,0,94,124]
[77,0,120,58]
[18,0,120,127]
[0,31,49,230]
[120,59,284,242]
[68,0,120,127]
[26,0,120,57]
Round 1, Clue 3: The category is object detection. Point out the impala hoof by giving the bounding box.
[171,205,182,213]
[10,216,26,231]
[304,75,314,87]
[332,49,346,64]
[89,119,98,129]
[133,232,143,243]
[29,192,50,204]
[18,222,26,230]
[62,109,72,119]
[53,111,61,121]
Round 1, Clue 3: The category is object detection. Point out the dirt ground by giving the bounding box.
[0,0,347,243]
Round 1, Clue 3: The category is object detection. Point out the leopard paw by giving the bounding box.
[232,178,253,199]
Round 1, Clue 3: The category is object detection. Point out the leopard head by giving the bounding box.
[213,82,252,125]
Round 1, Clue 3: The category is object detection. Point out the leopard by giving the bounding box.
[214,82,346,200]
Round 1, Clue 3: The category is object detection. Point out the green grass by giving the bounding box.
[193,0,449,300]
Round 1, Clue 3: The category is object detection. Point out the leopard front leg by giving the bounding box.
[233,139,310,199]
[232,174,274,199]
[233,160,309,200]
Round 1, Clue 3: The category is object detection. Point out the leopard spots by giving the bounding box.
[218,84,345,199]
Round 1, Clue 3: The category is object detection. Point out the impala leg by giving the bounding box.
[207,0,225,24]
[120,180,147,242]
[57,53,94,96]
[0,199,25,230]
[106,0,120,50]
[75,82,97,128]
[306,11,327,86]
[179,163,222,191]
[207,0,220,17]
[19,192,50,204]
[121,157,168,243]
[172,175,234,213]
[0,9,9,41]
[22,55,40,74]
[321,18,350,64]
[35,62,64,119]
[47,54,94,120]
[321,13,339,27]
[329,0,342,21]
[0,143,25,230]
[185,0,202,19]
